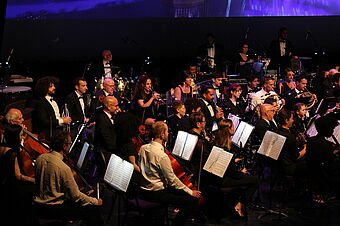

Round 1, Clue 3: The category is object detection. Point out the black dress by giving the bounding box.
[220,98,245,119]
[133,92,157,121]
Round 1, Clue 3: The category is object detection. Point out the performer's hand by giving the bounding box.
[97,198,103,206]
[234,158,243,163]
[192,190,202,199]
[62,117,72,124]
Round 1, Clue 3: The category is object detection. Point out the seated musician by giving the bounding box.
[276,68,295,95]
[253,104,278,142]
[291,103,308,136]
[32,76,72,140]
[305,116,340,202]
[283,75,317,110]
[173,73,193,103]
[90,77,121,114]
[138,121,201,226]
[211,119,259,218]
[248,77,284,112]
[178,98,202,132]
[33,129,103,225]
[241,75,260,101]
[94,96,121,174]
[168,100,186,149]
[65,77,90,133]
[276,108,307,177]
[199,85,224,133]
[221,83,246,119]
[131,75,161,125]
[210,73,224,104]
[0,112,36,225]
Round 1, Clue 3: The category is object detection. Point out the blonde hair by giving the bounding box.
[152,121,167,139]
[214,119,233,150]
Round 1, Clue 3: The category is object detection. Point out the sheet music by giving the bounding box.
[327,122,340,144]
[228,113,241,131]
[172,131,198,161]
[231,121,254,148]
[212,121,218,132]
[258,131,286,160]
[77,142,89,169]
[306,114,320,137]
[203,146,233,178]
[104,154,134,192]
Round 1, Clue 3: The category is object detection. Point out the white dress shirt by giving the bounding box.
[45,96,63,125]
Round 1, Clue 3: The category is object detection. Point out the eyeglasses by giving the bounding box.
[235,90,242,93]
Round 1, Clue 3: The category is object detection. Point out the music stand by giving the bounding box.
[231,121,254,148]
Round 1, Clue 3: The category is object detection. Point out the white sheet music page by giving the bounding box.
[228,113,241,130]
[203,146,233,178]
[172,131,187,157]
[258,131,286,160]
[231,121,254,148]
[172,131,198,161]
[104,154,134,192]
[181,133,198,161]
[77,142,89,169]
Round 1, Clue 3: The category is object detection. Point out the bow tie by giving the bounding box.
[207,45,214,49]
[279,39,286,43]
[50,98,56,102]
[78,96,83,99]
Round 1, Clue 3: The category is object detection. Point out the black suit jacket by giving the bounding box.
[199,99,218,131]
[268,39,296,71]
[94,111,117,154]
[32,97,60,139]
[253,118,278,143]
[89,89,121,114]
[65,92,89,129]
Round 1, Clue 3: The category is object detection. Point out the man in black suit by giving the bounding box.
[86,50,120,92]
[199,85,223,132]
[90,78,121,114]
[94,96,121,174]
[197,33,225,73]
[283,75,317,110]
[65,77,90,132]
[32,76,72,140]
[253,104,278,143]
[268,27,297,75]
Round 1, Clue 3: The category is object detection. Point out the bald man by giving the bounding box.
[94,96,121,173]
[254,104,278,142]
[5,108,24,126]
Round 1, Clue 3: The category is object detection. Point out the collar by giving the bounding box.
[103,90,110,96]
[51,151,64,161]
[103,110,113,120]
[75,91,83,98]
[202,98,211,106]
[150,141,164,152]
[295,88,303,94]
[45,96,55,102]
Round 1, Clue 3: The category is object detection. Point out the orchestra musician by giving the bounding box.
[168,100,186,149]
[173,73,193,103]
[248,77,284,112]
[138,121,201,226]
[0,122,36,226]
[32,76,72,140]
[253,104,278,142]
[277,68,296,95]
[221,83,246,118]
[33,129,103,225]
[305,116,340,203]
[65,77,90,133]
[90,77,121,114]
[276,108,307,177]
[235,42,254,78]
[199,85,224,132]
[132,75,161,125]
[211,119,259,219]
[94,96,121,174]
[283,75,317,110]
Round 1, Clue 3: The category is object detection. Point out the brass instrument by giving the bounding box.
[264,93,284,111]
[295,91,316,109]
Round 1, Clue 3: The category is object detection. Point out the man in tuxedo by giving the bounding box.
[253,104,278,142]
[199,85,223,132]
[32,76,71,140]
[197,33,225,73]
[86,49,119,92]
[90,78,121,114]
[65,77,90,133]
[94,96,121,174]
[268,27,297,74]
[283,75,317,110]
